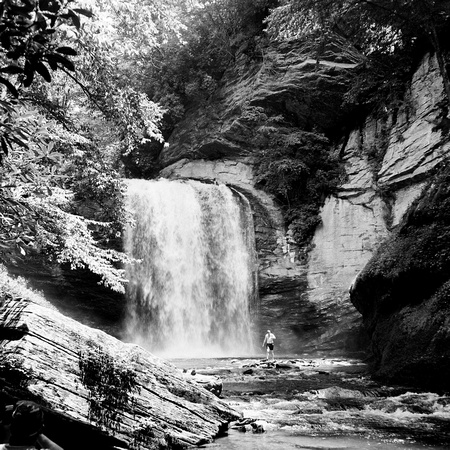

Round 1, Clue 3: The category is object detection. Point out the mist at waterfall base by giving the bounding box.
[123,178,257,358]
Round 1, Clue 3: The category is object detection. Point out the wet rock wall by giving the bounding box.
[159,47,450,367]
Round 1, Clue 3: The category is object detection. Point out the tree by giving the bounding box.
[0,101,132,292]
[0,0,165,292]
[265,0,450,108]
[0,0,93,107]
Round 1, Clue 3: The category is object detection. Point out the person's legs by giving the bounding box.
[267,344,275,361]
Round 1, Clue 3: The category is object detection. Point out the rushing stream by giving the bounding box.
[123,177,450,449]
[123,178,257,358]
[171,357,450,450]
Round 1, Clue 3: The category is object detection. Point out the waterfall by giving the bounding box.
[123,178,257,358]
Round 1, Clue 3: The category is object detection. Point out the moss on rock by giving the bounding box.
[350,163,450,392]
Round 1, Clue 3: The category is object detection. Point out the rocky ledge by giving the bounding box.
[0,285,239,450]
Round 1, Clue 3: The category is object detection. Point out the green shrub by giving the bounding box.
[79,345,139,431]
[254,129,344,245]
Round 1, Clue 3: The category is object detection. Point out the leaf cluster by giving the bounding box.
[79,344,139,430]
[0,0,91,167]
[0,0,92,95]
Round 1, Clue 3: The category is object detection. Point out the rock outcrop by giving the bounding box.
[158,41,366,355]
[349,163,450,392]
[158,33,450,375]
[344,53,450,390]
[160,40,358,168]
[0,286,239,450]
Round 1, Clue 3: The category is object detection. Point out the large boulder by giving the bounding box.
[349,164,450,391]
[0,282,239,450]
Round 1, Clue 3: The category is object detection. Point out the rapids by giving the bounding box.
[171,357,450,450]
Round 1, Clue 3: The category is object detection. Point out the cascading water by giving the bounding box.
[123,178,257,358]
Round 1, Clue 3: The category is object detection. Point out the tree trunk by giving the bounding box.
[428,23,450,111]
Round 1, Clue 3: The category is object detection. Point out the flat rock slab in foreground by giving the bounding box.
[0,293,239,449]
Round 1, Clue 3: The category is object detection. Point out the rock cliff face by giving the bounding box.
[159,41,365,355]
[349,164,450,391]
[347,53,450,390]
[0,287,238,449]
[158,38,450,372]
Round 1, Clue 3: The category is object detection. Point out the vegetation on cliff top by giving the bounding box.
[266,0,450,109]
[0,0,450,284]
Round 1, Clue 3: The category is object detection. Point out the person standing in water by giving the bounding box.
[262,330,276,361]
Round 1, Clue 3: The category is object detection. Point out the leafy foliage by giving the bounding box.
[265,0,450,54]
[0,101,132,291]
[0,0,190,290]
[265,0,450,111]
[79,344,139,431]
[0,0,92,159]
[0,0,90,91]
[254,129,344,245]
[71,27,165,154]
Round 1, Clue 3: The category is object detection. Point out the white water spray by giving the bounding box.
[123,178,257,358]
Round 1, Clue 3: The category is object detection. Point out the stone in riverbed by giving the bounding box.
[251,420,268,433]
[181,372,223,397]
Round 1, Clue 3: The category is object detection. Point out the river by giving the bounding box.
[124,178,450,449]
[170,357,450,450]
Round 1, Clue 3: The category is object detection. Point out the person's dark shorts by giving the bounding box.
[266,343,274,350]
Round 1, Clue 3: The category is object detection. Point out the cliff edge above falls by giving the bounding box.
[159,39,358,168]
